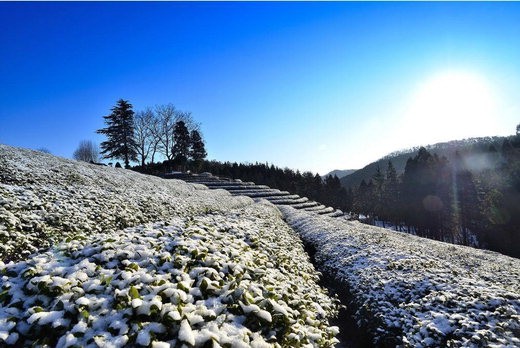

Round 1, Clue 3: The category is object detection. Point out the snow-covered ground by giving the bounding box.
[280,206,520,347]
[3,144,519,347]
[0,145,339,346]
[0,145,252,261]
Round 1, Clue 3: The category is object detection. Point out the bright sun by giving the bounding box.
[402,70,498,146]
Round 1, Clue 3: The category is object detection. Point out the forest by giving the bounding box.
[353,137,520,258]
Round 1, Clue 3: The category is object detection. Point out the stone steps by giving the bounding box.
[265,196,308,204]
[230,190,291,198]
[164,172,348,220]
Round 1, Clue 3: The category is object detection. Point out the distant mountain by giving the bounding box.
[340,136,508,189]
[322,169,357,179]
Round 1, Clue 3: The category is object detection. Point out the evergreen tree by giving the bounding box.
[354,179,374,220]
[97,99,137,168]
[384,160,400,229]
[312,174,323,202]
[372,166,386,224]
[323,175,342,208]
[401,147,434,236]
[172,121,191,171]
[453,152,481,245]
[189,130,207,162]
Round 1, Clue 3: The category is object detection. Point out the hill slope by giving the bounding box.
[0,145,339,347]
[341,136,507,189]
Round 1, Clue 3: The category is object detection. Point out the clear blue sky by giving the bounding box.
[1,2,519,174]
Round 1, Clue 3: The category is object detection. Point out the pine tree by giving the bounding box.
[189,130,207,162]
[97,99,137,168]
[172,121,191,171]
[323,175,341,208]
[372,166,385,224]
[384,160,400,229]
[453,152,481,245]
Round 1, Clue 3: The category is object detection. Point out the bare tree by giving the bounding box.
[175,111,200,133]
[155,104,177,161]
[133,108,154,167]
[36,147,51,154]
[148,111,162,164]
[153,104,201,163]
[73,140,100,163]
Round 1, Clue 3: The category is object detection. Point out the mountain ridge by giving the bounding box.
[321,169,357,179]
[340,135,510,189]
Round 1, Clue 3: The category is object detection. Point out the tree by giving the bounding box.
[73,140,99,163]
[452,152,481,245]
[36,148,51,154]
[372,166,386,224]
[172,121,191,171]
[155,104,177,161]
[97,99,137,168]
[147,111,162,164]
[150,104,201,163]
[354,179,373,218]
[189,129,207,165]
[323,175,342,208]
[384,160,400,229]
[133,109,154,167]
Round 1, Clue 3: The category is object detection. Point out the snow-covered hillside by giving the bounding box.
[0,145,339,347]
[3,144,519,347]
[281,206,520,347]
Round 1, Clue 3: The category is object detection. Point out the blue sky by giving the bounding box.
[1,2,519,174]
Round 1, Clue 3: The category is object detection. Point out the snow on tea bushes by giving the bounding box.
[280,206,520,347]
[0,145,339,346]
[0,203,339,347]
[0,145,251,261]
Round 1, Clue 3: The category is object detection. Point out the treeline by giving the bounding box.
[199,161,354,211]
[137,159,353,212]
[95,99,207,169]
[353,135,520,258]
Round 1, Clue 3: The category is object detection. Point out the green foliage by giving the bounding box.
[97,99,138,168]
[190,129,207,165]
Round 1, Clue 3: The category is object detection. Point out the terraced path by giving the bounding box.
[165,173,347,219]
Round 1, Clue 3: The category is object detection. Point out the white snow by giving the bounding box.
[179,319,196,346]
[0,145,339,347]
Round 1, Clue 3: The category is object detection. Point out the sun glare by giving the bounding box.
[402,70,498,146]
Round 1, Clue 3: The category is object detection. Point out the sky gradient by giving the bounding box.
[1,2,519,174]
